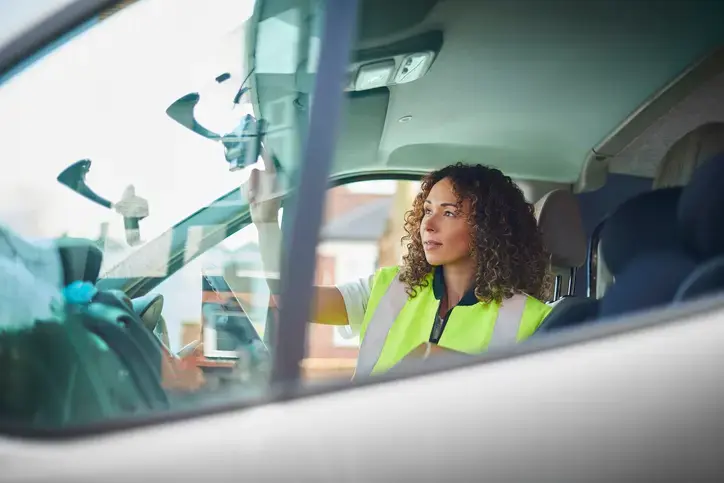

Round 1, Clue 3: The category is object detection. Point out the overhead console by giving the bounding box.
[345,30,443,92]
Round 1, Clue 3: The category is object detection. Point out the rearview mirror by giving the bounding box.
[165,91,271,172]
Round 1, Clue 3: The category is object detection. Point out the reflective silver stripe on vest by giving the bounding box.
[354,274,529,378]
[486,292,528,350]
[355,273,409,378]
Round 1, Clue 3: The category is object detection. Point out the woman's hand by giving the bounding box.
[401,342,457,362]
[244,145,285,280]
[245,146,282,225]
[388,342,462,375]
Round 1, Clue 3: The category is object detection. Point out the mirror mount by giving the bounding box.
[165,83,281,174]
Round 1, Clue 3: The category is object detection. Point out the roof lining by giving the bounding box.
[575,47,724,192]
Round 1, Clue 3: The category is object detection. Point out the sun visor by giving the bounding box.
[332,88,390,174]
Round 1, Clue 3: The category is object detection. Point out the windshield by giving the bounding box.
[0,0,311,273]
[0,0,324,428]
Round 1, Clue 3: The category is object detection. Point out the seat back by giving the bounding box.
[534,189,586,300]
[595,187,695,319]
[547,188,687,327]
[598,151,724,319]
[532,190,594,333]
[545,127,724,325]
[677,152,724,260]
[599,250,697,319]
[598,187,683,279]
[674,152,724,301]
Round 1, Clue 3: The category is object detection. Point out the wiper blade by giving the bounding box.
[165,93,221,141]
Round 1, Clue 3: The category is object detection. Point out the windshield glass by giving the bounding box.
[0,0,311,273]
[0,0,323,428]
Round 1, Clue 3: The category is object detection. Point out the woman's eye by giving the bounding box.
[424,209,432,215]
[444,211,455,217]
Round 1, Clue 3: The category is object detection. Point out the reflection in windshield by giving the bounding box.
[0,0,257,272]
[0,0,323,428]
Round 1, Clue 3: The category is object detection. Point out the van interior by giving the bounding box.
[2,0,724,432]
[253,0,724,332]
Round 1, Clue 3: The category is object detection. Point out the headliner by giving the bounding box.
[257,0,724,190]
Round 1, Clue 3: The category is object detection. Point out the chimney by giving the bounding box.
[99,222,109,246]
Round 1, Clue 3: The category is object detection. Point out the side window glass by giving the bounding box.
[156,179,423,387]
[153,210,281,389]
[301,179,420,382]
[154,215,280,354]
[0,0,331,429]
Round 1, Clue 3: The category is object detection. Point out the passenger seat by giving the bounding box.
[596,187,691,318]
[597,154,724,319]
[660,125,724,302]
[539,187,684,330]
[532,189,595,332]
[534,189,587,300]
[542,124,724,327]
[597,139,724,318]
[674,152,724,301]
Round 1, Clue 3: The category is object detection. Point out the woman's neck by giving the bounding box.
[441,261,476,307]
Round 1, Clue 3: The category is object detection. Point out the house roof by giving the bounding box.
[320,197,393,242]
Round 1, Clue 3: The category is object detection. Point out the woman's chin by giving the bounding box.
[425,252,473,267]
[424,254,445,266]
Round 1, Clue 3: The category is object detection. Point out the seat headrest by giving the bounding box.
[599,187,682,276]
[534,189,586,268]
[654,122,724,189]
[677,152,724,260]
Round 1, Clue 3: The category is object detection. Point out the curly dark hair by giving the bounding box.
[399,162,552,303]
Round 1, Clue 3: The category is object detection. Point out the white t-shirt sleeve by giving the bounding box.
[335,273,374,339]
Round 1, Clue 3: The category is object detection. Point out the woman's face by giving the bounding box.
[419,177,473,266]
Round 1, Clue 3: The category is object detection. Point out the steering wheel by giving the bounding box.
[83,291,169,411]
[54,239,168,411]
[93,291,165,368]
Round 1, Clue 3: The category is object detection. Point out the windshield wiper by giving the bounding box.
[57,159,146,246]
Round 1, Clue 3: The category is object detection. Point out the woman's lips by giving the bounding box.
[423,241,442,250]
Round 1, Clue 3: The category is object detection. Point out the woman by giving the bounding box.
[247,160,552,377]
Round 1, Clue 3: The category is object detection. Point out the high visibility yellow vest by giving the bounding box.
[355,266,551,377]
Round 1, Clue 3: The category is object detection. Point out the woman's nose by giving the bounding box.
[423,214,438,232]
